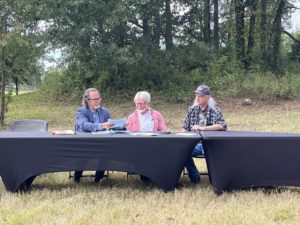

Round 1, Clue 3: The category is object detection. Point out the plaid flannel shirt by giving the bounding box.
[183,104,227,131]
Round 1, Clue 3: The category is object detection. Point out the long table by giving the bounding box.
[0,131,200,192]
[201,131,300,194]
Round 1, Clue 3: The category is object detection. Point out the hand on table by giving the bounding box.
[192,125,206,131]
[101,122,114,129]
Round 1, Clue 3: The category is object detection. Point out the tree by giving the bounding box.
[213,0,219,50]
[0,0,44,126]
[271,0,287,74]
[246,0,258,69]
[0,5,6,124]
[234,0,245,67]
[165,0,173,50]
[220,0,235,56]
[260,0,269,68]
[203,0,211,44]
[29,0,300,100]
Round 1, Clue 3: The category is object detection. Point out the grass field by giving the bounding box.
[1,92,300,225]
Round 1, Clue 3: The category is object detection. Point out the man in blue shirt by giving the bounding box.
[74,88,113,183]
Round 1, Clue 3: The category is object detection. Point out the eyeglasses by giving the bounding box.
[88,97,101,101]
[135,102,147,106]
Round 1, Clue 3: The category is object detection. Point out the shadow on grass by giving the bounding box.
[15,174,215,194]
[221,185,300,196]
[22,177,163,194]
[251,186,300,195]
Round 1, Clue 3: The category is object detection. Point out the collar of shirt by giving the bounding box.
[90,107,101,113]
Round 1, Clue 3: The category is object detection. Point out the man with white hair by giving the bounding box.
[127,91,166,182]
[183,85,227,184]
[127,91,166,132]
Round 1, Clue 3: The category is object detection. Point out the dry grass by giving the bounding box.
[1,93,300,225]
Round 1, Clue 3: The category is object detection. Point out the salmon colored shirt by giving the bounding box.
[126,108,166,132]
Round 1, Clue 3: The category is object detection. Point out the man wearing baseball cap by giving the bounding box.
[183,85,227,184]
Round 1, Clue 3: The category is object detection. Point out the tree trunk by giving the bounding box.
[213,0,219,50]
[153,7,161,48]
[142,18,151,65]
[165,0,173,50]
[0,72,6,126]
[15,77,19,95]
[234,0,245,67]
[271,0,286,74]
[246,0,257,69]
[198,3,203,43]
[225,0,235,53]
[143,18,151,40]
[203,0,211,45]
[260,0,268,68]
[0,15,7,126]
[115,22,126,48]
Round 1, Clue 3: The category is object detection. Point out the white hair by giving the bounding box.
[134,91,151,103]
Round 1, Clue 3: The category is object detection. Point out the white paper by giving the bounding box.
[108,118,127,128]
[175,132,198,136]
[130,132,158,136]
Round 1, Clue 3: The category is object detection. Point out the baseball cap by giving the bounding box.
[194,85,211,96]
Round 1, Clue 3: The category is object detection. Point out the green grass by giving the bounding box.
[1,92,300,225]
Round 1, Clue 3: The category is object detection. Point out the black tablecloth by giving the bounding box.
[201,131,300,194]
[0,132,200,192]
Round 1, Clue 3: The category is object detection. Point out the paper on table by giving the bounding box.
[175,132,198,136]
[52,130,76,135]
[131,132,158,136]
[108,118,127,128]
[92,130,130,135]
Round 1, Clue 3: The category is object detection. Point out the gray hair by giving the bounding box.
[208,97,216,110]
[134,91,151,103]
[82,88,99,107]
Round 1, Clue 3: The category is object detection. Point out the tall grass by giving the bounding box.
[1,92,300,225]
[241,73,300,100]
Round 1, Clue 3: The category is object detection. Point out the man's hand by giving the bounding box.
[101,122,114,129]
[192,125,205,131]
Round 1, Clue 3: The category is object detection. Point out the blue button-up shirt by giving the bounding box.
[75,106,111,132]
